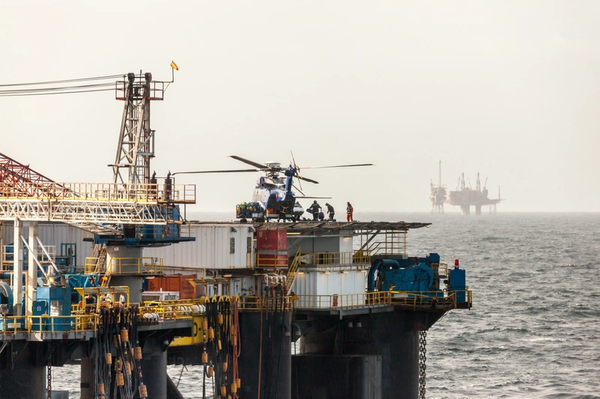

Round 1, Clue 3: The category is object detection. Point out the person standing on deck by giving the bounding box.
[309,200,322,221]
[326,203,335,221]
[346,202,354,222]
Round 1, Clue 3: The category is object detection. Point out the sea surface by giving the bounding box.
[53,212,600,398]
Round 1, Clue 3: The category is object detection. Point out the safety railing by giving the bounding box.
[286,247,302,293]
[2,245,57,266]
[300,250,372,266]
[294,291,391,310]
[255,252,288,267]
[363,230,408,256]
[84,256,163,275]
[0,314,100,334]
[294,289,472,310]
[257,250,372,268]
[389,289,472,309]
[0,181,196,204]
[112,257,163,274]
[238,295,293,312]
[84,257,100,273]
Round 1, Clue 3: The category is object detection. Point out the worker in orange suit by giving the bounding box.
[346,202,354,222]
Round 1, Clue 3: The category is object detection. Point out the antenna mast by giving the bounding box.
[111,72,164,185]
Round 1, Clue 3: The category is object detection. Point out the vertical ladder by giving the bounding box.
[286,247,302,294]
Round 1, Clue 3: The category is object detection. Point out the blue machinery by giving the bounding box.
[32,286,73,331]
[367,253,468,304]
[0,284,72,331]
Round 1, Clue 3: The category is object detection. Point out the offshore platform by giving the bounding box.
[429,161,446,214]
[449,172,502,215]
[0,69,472,399]
[431,162,502,215]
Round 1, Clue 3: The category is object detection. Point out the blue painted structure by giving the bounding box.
[93,205,195,247]
[449,267,467,303]
[368,253,441,293]
[32,286,73,331]
[0,282,14,315]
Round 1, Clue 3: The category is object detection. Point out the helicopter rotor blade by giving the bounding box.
[229,155,268,170]
[297,175,319,184]
[290,150,303,191]
[292,183,305,197]
[172,169,258,176]
[290,150,297,169]
[300,163,374,169]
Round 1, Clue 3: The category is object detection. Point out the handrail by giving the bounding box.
[293,289,472,310]
[388,289,472,308]
[2,245,57,265]
[286,247,303,293]
[238,296,293,312]
[256,250,372,268]
[84,256,163,275]
[294,292,391,309]
[0,181,196,204]
[0,314,100,333]
[298,250,371,266]
[364,230,407,255]
[111,257,163,275]
[0,296,242,334]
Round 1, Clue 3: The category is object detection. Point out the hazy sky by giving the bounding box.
[2,1,599,214]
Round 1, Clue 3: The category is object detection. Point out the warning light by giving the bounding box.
[454,259,459,268]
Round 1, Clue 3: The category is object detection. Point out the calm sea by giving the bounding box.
[53,212,600,398]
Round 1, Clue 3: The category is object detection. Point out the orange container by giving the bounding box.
[147,274,197,299]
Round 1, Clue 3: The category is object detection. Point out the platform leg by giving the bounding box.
[0,365,46,399]
[80,358,94,399]
[141,338,168,399]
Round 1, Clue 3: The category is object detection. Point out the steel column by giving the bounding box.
[26,222,38,317]
[13,219,22,316]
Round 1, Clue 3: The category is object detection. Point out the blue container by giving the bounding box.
[450,268,466,303]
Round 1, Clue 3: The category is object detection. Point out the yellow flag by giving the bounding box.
[170,61,179,71]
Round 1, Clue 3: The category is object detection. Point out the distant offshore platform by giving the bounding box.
[430,162,502,215]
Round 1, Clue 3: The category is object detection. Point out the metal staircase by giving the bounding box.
[286,247,302,294]
[91,244,112,288]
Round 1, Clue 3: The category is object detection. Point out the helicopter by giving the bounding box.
[173,154,372,222]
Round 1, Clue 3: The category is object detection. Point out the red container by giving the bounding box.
[256,227,287,251]
[147,274,196,299]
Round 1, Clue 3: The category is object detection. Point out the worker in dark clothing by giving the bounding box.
[326,203,335,221]
[309,200,322,221]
